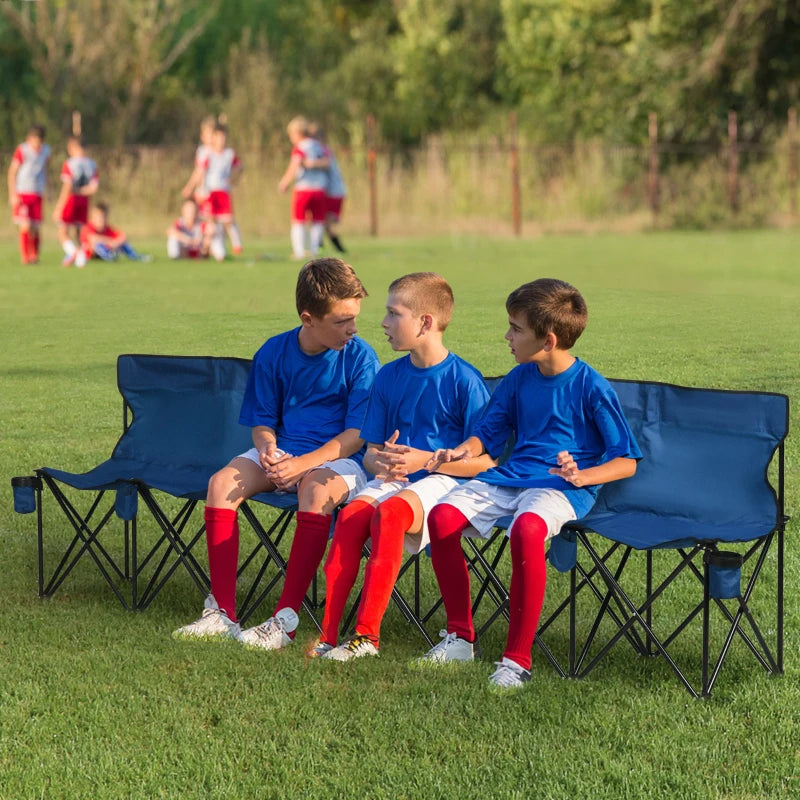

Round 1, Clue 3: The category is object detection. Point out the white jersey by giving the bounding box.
[201,148,240,192]
[13,142,51,195]
[293,137,328,191]
[325,148,346,198]
[61,155,98,192]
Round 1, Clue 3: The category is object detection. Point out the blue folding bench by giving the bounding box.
[11,354,313,625]
[463,379,790,697]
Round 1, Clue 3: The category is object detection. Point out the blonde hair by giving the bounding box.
[388,272,454,331]
[287,115,310,137]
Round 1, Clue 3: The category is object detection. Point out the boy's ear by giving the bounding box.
[299,310,314,327]
[420,313,434,333]
[543,331,558,351]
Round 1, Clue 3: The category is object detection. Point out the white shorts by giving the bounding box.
[357,473,461,554]
[439,480,578,541]
[238,449,367,503]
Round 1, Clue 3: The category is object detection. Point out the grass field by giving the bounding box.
[1,231,798,800]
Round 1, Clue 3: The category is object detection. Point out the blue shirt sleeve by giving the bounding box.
[239,341,281,429]
[359,367,391,444]
[474,373,515,459]
[345,344,380,432]
[590,383,643,463]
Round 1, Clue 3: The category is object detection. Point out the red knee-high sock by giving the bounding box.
[320,500,376,645]
[428,503,474,642]
[31,230,40,259]
[204,506,240,621]
[355,496,415,642]
[274,511,333,620]
[503,512,549,671]
[19,230,30,263]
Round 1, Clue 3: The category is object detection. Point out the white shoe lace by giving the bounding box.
[436,630,459,652]
[490,660,528,688]
[252,618,283,644]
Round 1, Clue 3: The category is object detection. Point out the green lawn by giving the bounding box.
[1,231,798,799]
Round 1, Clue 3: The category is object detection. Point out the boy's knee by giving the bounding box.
[427,503,467,542]
[297,470,345,514]
[206,469,243,508]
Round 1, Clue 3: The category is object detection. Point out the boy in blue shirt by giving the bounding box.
[174,257,380,647]
[314,273,495,661]
[421,278,641,688]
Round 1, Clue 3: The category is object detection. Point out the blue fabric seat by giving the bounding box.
[560,380,789,697]
[13,355,314,624]
[445,379,789,696]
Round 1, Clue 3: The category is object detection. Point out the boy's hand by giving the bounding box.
[548,450,586,487]
[373,430,412,482]
[266,455,311,491]
[278,178,290,194]
[425,447,471,473]
[9,192,18,208]
[258,442,291,471]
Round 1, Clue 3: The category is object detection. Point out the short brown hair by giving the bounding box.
[296,257,368,318]
[506,278,587,349]
[388,272,454,331]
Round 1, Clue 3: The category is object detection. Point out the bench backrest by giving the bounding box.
[584,379,789,547]
[113,354,254,471]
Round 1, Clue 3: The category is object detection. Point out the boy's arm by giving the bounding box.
[303,156,330,169]
[266,427,363,491]
[7,160,19,206]
[52,181,71,220]
[182,165,204,198]
[79,177,99,197]
[548,452,637,488]
[374,432,495,482]
[278,154,303,193]
[425,436,487,473]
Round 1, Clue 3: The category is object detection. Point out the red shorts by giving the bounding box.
[292,189,327,223]
[60,195,89,225]
[194,193,213,220]
[326,196,344,220]
[208,190,233,220]
[13,194,42,225]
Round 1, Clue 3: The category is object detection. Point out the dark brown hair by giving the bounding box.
[506,278,588,349]
[296,257,368,318]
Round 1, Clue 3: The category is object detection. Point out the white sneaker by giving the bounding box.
[239,607,299,651]
[322,634,379,662]
[417,630,478,664]
[488,657,531,689]
[307,640,335,659]
[172,594,240,640]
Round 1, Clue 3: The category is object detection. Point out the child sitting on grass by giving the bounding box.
[420,278,641,689]
[78,203,150,266]
[314,272,494,661]
[166,198,224,262]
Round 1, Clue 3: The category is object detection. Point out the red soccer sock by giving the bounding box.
[204,505,240,622]
[320,500,375,645]
[355,496,415,642]
[31,230,40,260]
[503,512,549,671]
[428,503,474,642]
[19,230,30,263]
[274,511,333,629]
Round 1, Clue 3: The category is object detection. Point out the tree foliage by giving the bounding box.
[0,0,797,147]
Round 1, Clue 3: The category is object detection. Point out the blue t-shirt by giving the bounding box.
[239,328,380,463]
[474,358,641,517]
[360,352,490,482]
